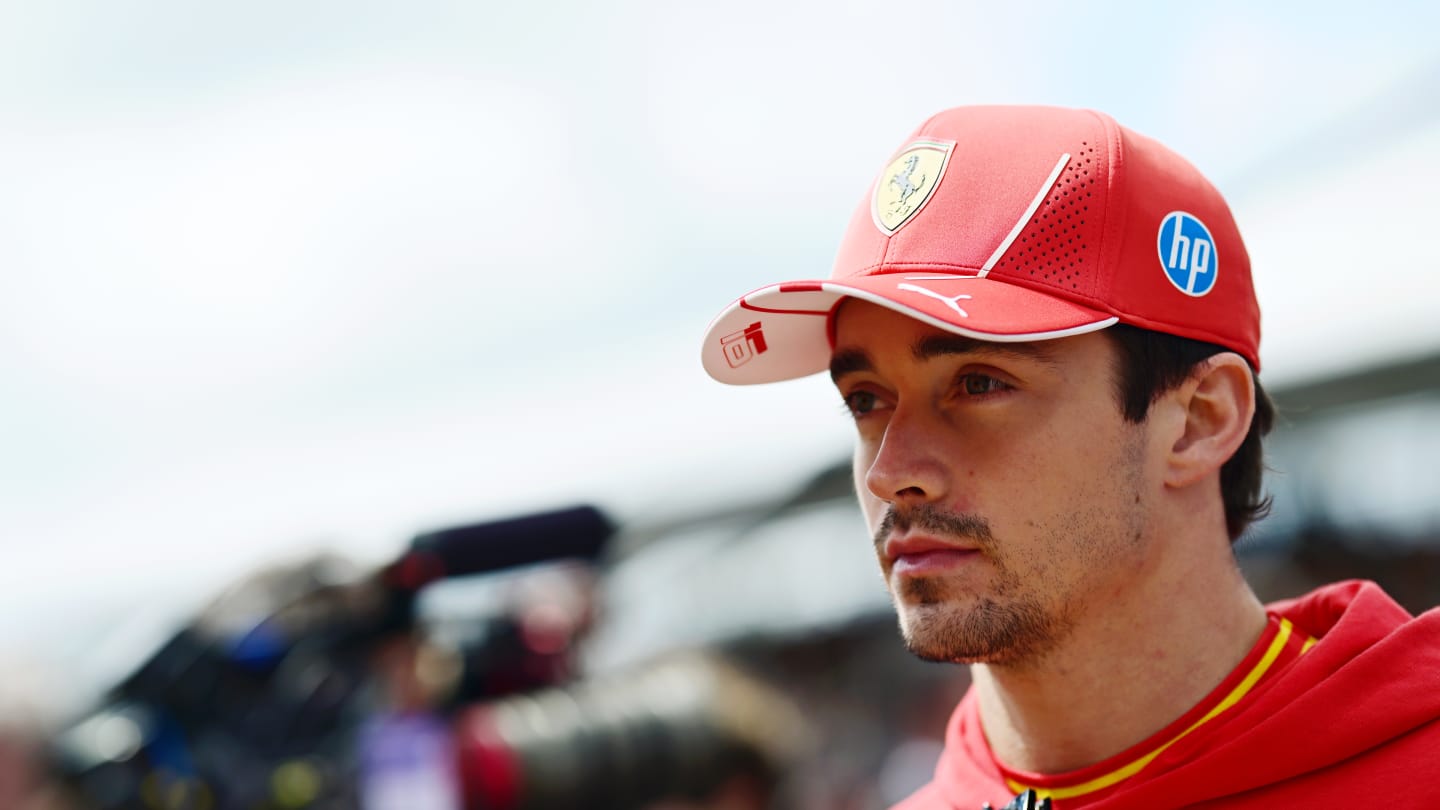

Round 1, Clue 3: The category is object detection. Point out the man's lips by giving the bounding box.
[884,535,981,576]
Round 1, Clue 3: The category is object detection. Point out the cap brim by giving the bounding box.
[701,274,1119,385]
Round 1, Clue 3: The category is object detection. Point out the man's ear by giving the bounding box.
[1165,353,1255,488]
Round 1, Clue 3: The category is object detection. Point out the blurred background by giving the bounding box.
[2,1,1439,808]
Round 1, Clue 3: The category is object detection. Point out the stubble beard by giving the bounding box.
[878,505,1068,666]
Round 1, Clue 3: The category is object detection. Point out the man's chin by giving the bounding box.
[901,635,990,665]
[893,596,1061,665]
[897,604,984,663]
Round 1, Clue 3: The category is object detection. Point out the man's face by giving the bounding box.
[830,300,1160,666]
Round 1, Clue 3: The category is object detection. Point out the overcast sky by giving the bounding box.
[2,0,1438,701]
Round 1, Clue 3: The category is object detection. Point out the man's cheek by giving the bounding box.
[857,491,885,535]
[853,454,878,513]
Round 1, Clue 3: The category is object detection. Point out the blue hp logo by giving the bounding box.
[1156,212,1218,297]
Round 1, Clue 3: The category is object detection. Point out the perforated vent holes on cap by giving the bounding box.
[989,142,1098,291]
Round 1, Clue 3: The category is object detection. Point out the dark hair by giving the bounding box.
[1103,324,1275,542]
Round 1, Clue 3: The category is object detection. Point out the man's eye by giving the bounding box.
[843,390,881,416]
[959,374,1009,396]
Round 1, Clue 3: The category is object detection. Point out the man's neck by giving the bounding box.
[971,550,1267,775]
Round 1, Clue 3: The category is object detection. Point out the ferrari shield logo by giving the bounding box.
[872,140,953,235]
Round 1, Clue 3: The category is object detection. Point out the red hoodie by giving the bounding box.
[894,580,1440,809]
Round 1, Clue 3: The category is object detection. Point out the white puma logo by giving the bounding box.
[897,282,972,318]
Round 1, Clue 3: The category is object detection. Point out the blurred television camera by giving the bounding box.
[50,506,807,810]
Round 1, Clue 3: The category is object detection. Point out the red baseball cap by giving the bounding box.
[701,105,1259,384]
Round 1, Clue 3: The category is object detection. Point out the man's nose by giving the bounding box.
[863,407,949,507]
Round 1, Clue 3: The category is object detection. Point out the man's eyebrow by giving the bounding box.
[914,334,1060,366]
[830,336,1058,382]
[829,349,871,383]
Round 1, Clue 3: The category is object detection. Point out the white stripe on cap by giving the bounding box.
[979,152,1072,277]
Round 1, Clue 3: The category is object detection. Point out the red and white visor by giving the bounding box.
[701,273,1118,386]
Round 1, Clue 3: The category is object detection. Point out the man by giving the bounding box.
[700,106,1440,808]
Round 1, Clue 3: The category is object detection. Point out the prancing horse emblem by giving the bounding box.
[889,155,926,214]
[873,140,953,236]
